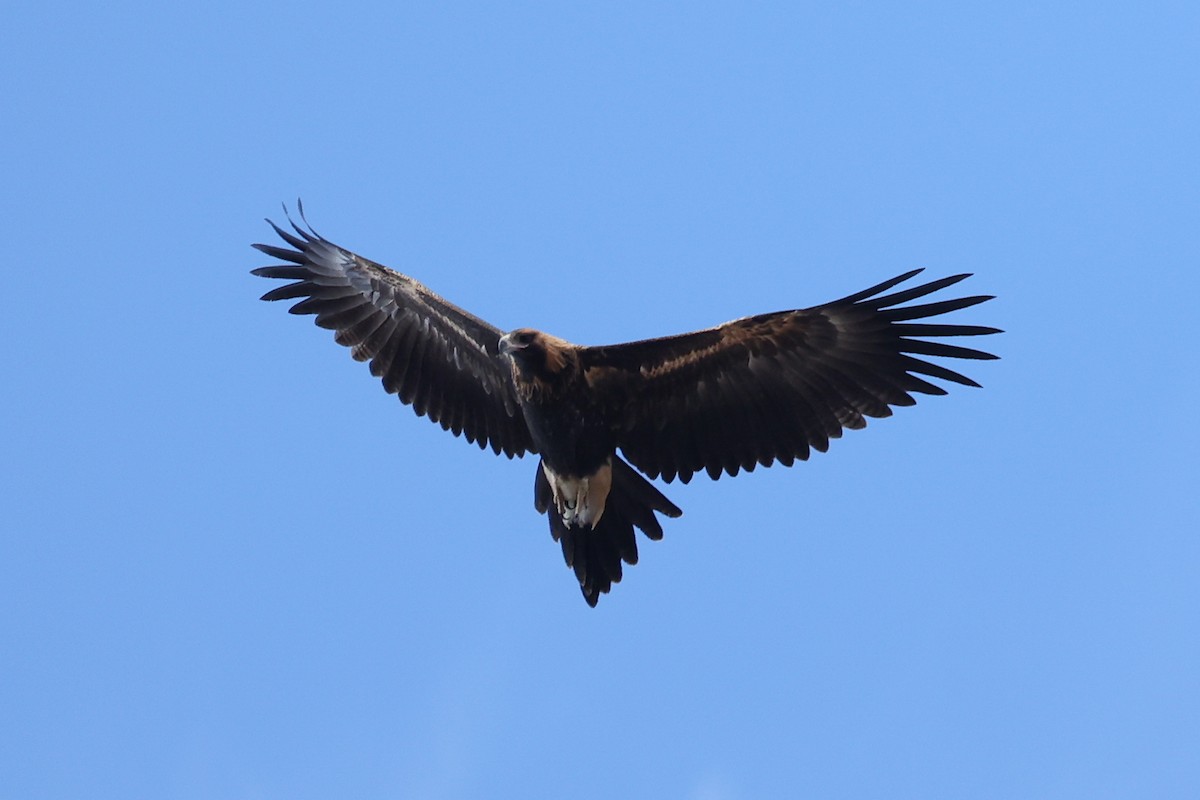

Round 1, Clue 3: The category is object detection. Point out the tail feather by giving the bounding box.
[536,456,682,606]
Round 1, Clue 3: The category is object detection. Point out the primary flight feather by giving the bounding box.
[252,209,1000,606]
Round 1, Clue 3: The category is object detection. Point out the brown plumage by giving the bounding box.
[252,209,1000,606]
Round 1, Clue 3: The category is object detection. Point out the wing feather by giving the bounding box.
[252,209,533,457]
[580,270,999,482]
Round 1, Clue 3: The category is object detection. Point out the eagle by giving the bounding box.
[252,210,1000,606]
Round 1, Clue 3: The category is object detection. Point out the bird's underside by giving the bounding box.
[253,208,1000,606]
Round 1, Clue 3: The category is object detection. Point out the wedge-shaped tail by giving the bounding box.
[536,457,682,606]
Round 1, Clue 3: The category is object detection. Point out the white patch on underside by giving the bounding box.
[542,459,613,529]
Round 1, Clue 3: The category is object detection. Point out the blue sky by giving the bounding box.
[2,2,1197,798]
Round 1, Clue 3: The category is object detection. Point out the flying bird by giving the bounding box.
[252,209,1000,606]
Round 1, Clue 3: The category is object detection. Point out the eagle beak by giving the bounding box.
[498,333,517,356]
[499,330,535,356]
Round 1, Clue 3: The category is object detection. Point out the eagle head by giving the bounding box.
[499,328,576,381]
[498,328,540,357]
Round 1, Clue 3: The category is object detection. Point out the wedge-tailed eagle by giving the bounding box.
[252,210,999,605]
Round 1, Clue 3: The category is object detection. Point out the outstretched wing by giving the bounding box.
[251,211,534,458]
[580,270,1000,483]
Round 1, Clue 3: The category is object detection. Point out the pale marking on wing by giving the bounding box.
[336,249,522,416]
[619,312,807,381]
[341,252,491,352]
